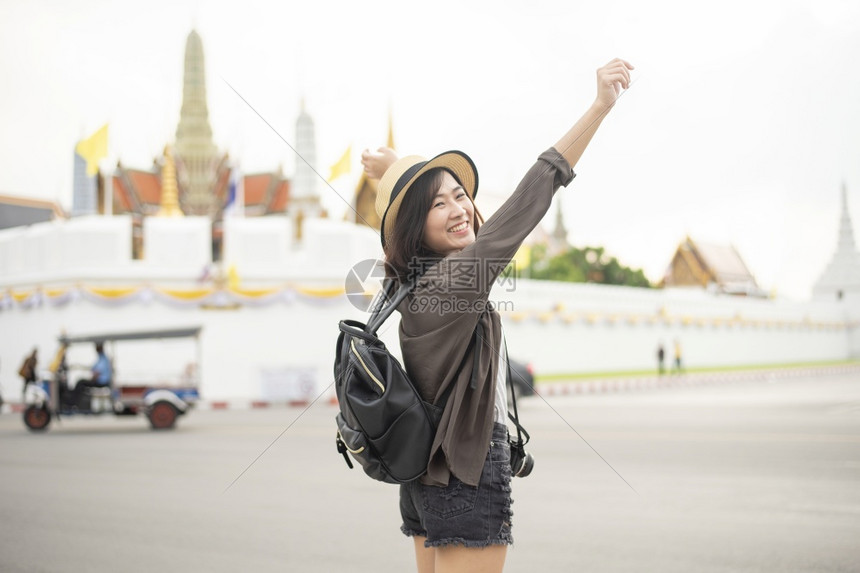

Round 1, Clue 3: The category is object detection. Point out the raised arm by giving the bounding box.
[554,58,634,169]
[361,146,398,179]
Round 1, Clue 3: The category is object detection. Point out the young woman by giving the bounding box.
[362,58,633,573]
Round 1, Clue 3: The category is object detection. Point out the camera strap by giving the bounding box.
[504,337,530,446]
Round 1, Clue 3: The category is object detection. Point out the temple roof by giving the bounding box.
[128,171,162,206]
[692,242,755,286]
[0,194,65,230]
[351,172,381,228]
[111,163,289,218]
[663,236,763,296]
[351,110,396,229]
[245,174,274,206]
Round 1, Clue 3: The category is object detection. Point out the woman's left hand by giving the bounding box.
[594,58,634,109]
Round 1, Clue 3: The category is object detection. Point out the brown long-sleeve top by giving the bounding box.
[396,148,575,487]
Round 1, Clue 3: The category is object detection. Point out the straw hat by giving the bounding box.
[375,151,479,249]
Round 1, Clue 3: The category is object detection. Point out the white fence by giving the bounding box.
[1,216,857,402]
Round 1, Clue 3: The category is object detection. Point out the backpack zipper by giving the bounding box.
[350,338,385,394]
[337,430,365,454]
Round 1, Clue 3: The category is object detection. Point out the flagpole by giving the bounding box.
[103,160,113,217]
[237,161,244,218]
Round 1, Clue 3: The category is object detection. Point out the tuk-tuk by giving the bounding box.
[23,327,202,431]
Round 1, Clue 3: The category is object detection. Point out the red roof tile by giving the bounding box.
[243,174,271,206]
[269,180,289,211]
[127,171,162,205]
[112,176,133,212]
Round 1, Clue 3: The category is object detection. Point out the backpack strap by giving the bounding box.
[472,311,529,443]
[365,275,419,335]
[363,276,493,420]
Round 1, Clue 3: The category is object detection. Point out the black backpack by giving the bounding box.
[334,276,457,484]
[334,276,530,484]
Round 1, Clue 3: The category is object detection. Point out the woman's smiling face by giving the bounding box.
[422,170,476,256]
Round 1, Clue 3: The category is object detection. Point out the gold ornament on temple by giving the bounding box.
[158,145,184,217]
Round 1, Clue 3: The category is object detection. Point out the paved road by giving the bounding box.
[1,372,858,572]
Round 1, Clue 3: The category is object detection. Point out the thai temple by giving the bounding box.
[94,30,297,260]
[0,30,858,407]
[812,183,860,303]
[661,237,765,297]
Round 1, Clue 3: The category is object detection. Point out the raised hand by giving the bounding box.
[595,58,634,109]
[553,57,634,169]
[361,147,399,180]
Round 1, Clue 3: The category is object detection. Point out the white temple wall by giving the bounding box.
[0,293,366,403]
[849,322,860,359]
[0,226,33,276]
[144,216,211,269]
[223,216,293,272]
[221,217,381,282]
[1,278,856,402]
[492,280,854,373]
[300,218,382,275]
[502,317,848,374]
[1,216,858,402]
[0,216,133,283]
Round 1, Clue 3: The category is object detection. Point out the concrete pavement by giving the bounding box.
[1,369,858,572]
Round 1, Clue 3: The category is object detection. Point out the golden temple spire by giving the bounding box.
[158,145,184,217]
[386,106,396,149]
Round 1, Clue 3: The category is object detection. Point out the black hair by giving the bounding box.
[384,168,483,281]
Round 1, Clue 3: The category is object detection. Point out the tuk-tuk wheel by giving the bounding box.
[147,401,178,430]
[24,406,51,431]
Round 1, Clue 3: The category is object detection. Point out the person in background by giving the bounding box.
[657,342,665,375]
[18,348,38,398]
[49,342,71,404]
[72,342,113,409]
[673,339,683,374]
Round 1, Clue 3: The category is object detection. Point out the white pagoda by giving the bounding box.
[813,183,860,302]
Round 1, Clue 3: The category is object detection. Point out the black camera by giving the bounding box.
[509,438,534,478]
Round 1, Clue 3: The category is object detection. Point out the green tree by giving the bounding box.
[521,245,651,288]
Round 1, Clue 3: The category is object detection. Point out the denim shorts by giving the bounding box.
[399,423,514,548]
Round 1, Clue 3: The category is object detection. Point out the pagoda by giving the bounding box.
[812,183,860,301]
[104,30,293,257]
[173,30,220,216]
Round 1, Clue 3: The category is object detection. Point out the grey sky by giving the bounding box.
[0,0,858,300]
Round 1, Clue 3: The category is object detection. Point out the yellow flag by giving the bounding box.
[75,124,109,176]
[513,244,531,270]
[327,145,351,182]
[227,264,240,291]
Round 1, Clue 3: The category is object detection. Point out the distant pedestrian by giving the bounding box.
[18,348,38,396]
[672,339,683,374]
[657,343,665,375]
